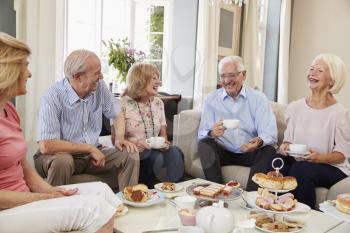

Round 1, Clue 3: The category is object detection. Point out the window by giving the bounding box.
[65,0,169,87]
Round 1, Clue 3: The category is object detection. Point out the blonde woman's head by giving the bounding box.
[0,32,31,98]
[311,54,347,94]
[123,63,160,101]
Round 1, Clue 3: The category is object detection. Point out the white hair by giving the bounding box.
[313,54,346,94]
[64,49,97,79]
[218,55,245,73]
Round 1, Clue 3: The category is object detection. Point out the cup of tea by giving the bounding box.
[222,119,240,130]
[146,136,165,149]
[178,208,196,226]
[289,144,308,154]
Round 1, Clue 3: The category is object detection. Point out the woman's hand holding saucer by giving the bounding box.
[304,149,323,163]
[136,140,151,152]
[159,140,170,151]
[278,142,290,156]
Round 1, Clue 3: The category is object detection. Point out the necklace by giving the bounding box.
[136,100,155,138]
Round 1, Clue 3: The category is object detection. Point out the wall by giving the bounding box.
[0,0,16,36]
[289,0,350,109]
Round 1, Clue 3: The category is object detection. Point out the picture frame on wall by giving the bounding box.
[218,3,242,57]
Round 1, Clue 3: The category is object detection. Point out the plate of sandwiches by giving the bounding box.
[249,212,305,233]
[117,184,165,207]
[186,180,241,201]
[154,182,183,193]
[248,188,311,213]
[319,193,350,223]
[252,172,298,192]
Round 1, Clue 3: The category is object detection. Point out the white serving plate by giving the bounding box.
[116,189,165,207]
[247,191,311,214]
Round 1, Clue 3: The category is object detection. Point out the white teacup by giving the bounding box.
[146,136,165,149]
[174,196,197,209]
[223,119,240,130]
[289,144,308,154]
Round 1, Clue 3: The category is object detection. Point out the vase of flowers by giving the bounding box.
[104,38,146,86]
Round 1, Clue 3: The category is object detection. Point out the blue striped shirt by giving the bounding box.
[37,78,119,146]
[198,85,277,153]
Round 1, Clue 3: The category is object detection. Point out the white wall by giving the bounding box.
[288,0,350,109]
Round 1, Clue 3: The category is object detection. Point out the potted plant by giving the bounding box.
[104,38,146,85]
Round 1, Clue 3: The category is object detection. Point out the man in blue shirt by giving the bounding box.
[198,55,277,191]
[34,50,139,190]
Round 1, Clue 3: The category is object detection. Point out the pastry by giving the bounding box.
[123,184,149,202]
[161,182,176,191]
[282,176,298,190]
[335,193,350,214]
[252,172,297,190]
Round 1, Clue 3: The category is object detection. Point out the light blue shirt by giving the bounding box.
[37,78,119,146]
[198,85,277,153]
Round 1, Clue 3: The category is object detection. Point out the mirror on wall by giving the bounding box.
[218,3,242,58]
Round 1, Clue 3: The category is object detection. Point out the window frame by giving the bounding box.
[63,0,170,91]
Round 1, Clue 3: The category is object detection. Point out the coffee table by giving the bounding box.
[114,178,350,233]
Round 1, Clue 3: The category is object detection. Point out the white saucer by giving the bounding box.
[286,150,309,158]
[151,144,168,149]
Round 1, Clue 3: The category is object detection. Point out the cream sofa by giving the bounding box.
[173,102,350,208]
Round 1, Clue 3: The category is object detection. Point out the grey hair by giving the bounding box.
[64,49,97,79]
[218,55,245,73]
[313,54,347,94]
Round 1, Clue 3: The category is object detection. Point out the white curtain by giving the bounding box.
[277,0,292,104]
[14,0,63,140]
[241,0,262,90]
[193,0,220,109]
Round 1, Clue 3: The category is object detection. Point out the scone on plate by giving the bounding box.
[335,193,350,214]
[123,184,149,202]
[161,182,176,191]
[282,176,297,190]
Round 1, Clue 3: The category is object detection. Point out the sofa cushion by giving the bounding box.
[190,158,206,179]
[222,166,250,190]
[269,102,287,145]
[191,158,251,190]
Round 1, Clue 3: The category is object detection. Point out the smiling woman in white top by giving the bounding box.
[271,54,350,209]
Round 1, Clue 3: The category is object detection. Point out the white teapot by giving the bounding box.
[196,200,234,233]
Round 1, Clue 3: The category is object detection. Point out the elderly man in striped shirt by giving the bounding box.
[34,50,139,190]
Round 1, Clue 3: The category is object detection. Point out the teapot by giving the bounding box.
[196,200,234,233]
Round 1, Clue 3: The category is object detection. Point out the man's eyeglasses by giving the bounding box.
[219,71,244,80]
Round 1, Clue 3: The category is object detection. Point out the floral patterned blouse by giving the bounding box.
[121,95,166,142]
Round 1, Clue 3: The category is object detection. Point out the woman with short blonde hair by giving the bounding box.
[114,62,184,187]
[0,32,117,233]
[270,53,350,209]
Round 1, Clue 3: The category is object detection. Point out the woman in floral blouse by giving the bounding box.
[113,63,184,187]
